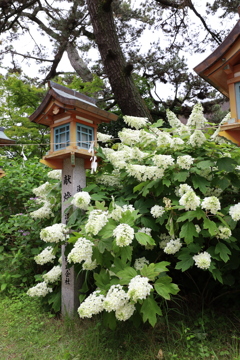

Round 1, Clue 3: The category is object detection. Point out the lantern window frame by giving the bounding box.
[54,123,70,151]
[76,123,93,150]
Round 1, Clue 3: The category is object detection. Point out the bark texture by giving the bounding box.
[86,0,152,119]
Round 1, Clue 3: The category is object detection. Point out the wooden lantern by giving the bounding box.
[194,14,240,145]
[29,81,118,169]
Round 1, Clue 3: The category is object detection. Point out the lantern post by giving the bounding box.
[0,127,15,178]
[194,10,240,144]
[29,81,118,316]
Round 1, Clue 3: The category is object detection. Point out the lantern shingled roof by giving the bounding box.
[0,127,15,146]
[29,81,118,126]
[194,16,240,98]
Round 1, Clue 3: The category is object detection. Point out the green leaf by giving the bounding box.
[133,181,148,193]
[173,171,189,182]
[103,311,117,330]
[175,257,194,272]
[203,218,218,237]
[215,242,231,262]
[134,199,154,214]
[98,219,117,239]
[98,237,113,253]
[216,158,237,172]
[135,232,156,246]
[154,276,179,300]
[120,246,133,263]
[211,268,223,284]
[180,221,198,244]
[119,210,141,226]
[94,270,110,290]
[117,267,137,285]
[192,174,210,194]
[196,160,215,169]
[140,263,160,280]
[150,119,163,128]
[140,297,162,327]
[177,209,205,222]
[141,217,159,231]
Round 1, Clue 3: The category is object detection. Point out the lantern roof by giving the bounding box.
[194,16,240,98]
[29,81,118,126]
[0,127,15,146]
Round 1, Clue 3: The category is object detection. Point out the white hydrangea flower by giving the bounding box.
[113,223,134,247]
[40,223,68,243]
[205,187,223,198]
[163,238,182,254]
[139,129,157,146]
[123,115,149,129]
[229,203,240,221]
[34,246,56,265]
[211,112,231,141]
[189,130,206,147]
[115,302,135,321]
[71,191,91,210]
[152,154,175,169]
[166,109,182,129]
[176,183,193,197]
[195,225,201,233]
[110,204,135,221]
[170,137,185,150]
[127,164,164,182]
[103,284,130,312]
[27,281,53,297]
[178,124,191,137]
[78,290,105,318]
[97,132,113,142]
[105,149,128,169]
[118,128,141,146]
[131,147,149,161]
[127,275,153,302]
[157,132,173,147]
[217,226,231,240]
[177,155,194,170]
[67,237,94,264]
[138,227,152,236]
[193,251,211,270]
[97,172,122,188]
[201,196,221,215]
[85,209,108,235]
[30,203,54,219]
[134,257,149,271]
[179,190,200,211]
[43,265,62,283]
[150,205,165,218]
[32,182,53,198]
[186,103,207,130]
[47,169,62,180]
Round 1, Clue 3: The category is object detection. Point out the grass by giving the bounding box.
[1,293,240,360]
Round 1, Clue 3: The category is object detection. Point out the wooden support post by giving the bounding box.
[61,157,86,317]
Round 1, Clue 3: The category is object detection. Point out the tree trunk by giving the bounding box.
[86,0,153,120]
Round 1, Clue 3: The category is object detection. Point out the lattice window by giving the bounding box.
[54,124,70,150]
[77,124,93,150]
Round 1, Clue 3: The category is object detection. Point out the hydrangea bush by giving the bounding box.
[27,104,240,327]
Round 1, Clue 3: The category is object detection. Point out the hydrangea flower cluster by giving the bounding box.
[177,155,194,170]
[30,203,54,219]
[176,183,193,197]
[193,252,211,269]
[67,237,94,265]
[27,281,53,297]
[127,275,153,302]
[123,115,149,129]
[138,227,152,236]
[71,191,91,210]
[188,130,206,147]
[110,204,135,221]
[186,103,207,130]
[97,132,113,142]
[217,226,231,239]
[127,164,164,182]
[34,246,56,265]
[163,239,182,255]
[201,196,221,214]
[40,223,68,243]
[134,257,149,270]
[78,290,105,318]
[179,190,200,211]
[42,265,62,283]
[115,302,135,321]
[47,169,62,180]
[229,203,240,221]
[113,223,135,247]
[103,284,130,312]
[152,154,174,169]
[118,128,140,146]
[150,205,165,218]
[85,209,108,235]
